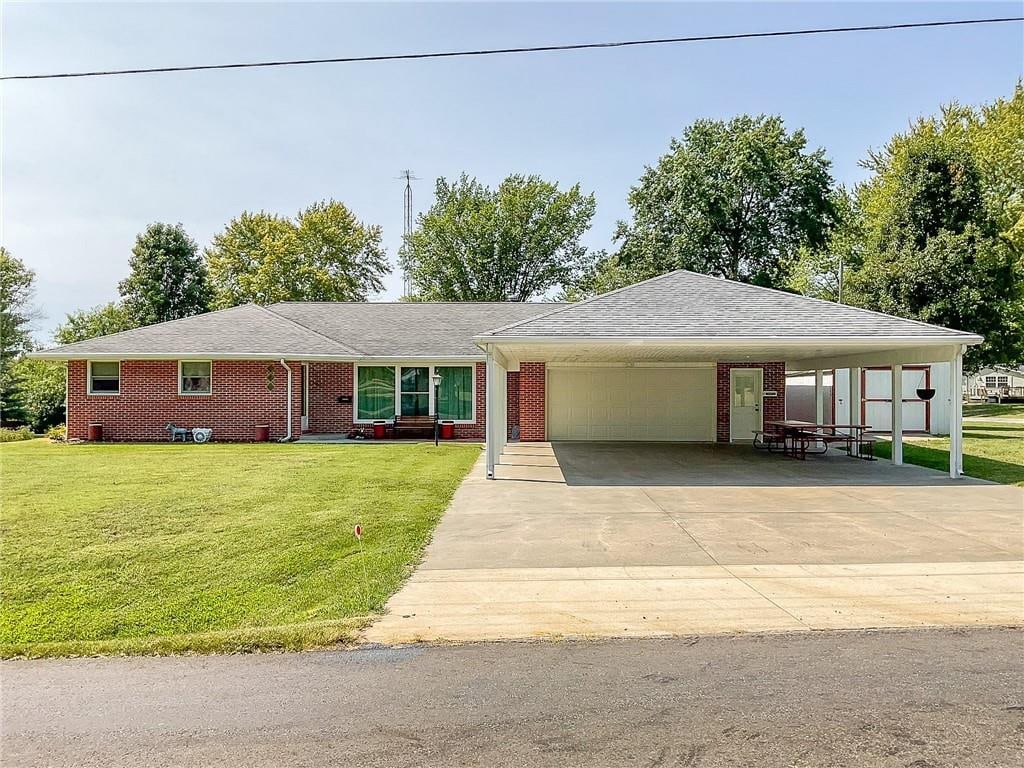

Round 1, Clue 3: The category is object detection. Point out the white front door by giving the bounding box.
[300,363,309,431]
[730,368,763,442]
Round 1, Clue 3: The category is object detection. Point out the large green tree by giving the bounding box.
[10,358,65,431]
[614,115,837,289]
[54,302,136,344]
[205,201,388,307]
[118,222,211,325]
[400,174,596,301]
[0,248,37,423]
[849,113,1021,370]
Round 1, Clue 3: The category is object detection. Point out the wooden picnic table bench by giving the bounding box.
[763,421,875,460]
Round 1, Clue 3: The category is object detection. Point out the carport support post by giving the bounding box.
[485,349,496,479]
[949,349,964,479]
[814,370,825,423]
[891,364,903,466]
[849,367,861,457]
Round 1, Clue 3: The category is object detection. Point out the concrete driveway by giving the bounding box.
[365,443,1024,643]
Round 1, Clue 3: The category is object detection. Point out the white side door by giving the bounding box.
[730,368,763,442]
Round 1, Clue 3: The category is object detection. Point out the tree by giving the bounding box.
[614,115,837,289]
[54,302,136,344]
[118,222,211,325]
[849,118,1021,370]
[205,201,388,307]
[788,189,864,302]
[11,358,65,431]
[0,248,37,422]
[400,174,596,301]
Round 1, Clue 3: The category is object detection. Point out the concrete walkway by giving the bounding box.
[364,443,1024,643]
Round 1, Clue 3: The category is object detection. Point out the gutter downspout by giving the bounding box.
[279,359,293,442]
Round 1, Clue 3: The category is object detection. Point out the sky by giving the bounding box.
[2,1,1022,340]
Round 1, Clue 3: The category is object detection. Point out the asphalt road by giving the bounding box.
[3,628,1022,767]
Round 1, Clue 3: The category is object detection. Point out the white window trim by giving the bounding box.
[87,360,121,396]
[353,362,476,424]
[178,360,213,396]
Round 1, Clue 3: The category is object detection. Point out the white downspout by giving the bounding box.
[279,359,293,442]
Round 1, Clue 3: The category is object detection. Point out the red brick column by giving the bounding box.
[518,362,546,441]
[715,362,786,442]
[506,371,520,439]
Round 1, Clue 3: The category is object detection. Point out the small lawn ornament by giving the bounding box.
[165,423,191,442]
[192,428,213,443]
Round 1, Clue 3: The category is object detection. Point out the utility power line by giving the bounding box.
[1,17,1021,82]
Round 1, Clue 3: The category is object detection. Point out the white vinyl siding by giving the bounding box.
[547,366,715,442]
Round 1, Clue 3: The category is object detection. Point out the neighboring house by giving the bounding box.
[34,271,982,479]
[787,363,953,436]
[965,366,1024,402]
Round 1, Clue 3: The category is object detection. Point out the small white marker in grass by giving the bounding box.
[354,524,369,609]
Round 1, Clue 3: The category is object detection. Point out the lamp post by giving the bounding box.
[431,372,442,446]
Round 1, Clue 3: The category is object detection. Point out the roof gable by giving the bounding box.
[477,271,981,341]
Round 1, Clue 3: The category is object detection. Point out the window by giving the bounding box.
[997,376,1009,386]
[436,366,473,421]
[354,363,476,422]
[88,361,120,394]
[400,366,430,416]
[179,361,212,395]
[985,375,997,387]
[357,366,395,420]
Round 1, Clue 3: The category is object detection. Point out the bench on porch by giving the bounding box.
[392,414,437,438]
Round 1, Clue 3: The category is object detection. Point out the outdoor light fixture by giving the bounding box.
[432,373,442,446]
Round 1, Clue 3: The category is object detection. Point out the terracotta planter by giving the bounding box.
[254,424,270,442]
[87,423,103,441]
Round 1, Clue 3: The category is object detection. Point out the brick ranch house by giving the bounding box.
[34,271,980,478]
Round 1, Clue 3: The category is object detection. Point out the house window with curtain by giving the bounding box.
[436,366,474,421]
[179,361,212,394]
[357,366,396,420]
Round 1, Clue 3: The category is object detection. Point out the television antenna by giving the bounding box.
[397,170,419,297]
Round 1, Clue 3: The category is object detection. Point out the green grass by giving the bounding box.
[874,420,1024,486]
[0,440,480,658]
[963,402,1024,419]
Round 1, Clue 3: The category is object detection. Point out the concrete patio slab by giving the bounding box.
[363,443,1024,644]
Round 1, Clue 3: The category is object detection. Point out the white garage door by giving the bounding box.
[547,366,716,441]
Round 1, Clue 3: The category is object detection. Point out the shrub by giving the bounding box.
[0,426,35,443]
[46,424,67,443]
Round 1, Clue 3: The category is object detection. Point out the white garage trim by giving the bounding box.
[546,364,716,442]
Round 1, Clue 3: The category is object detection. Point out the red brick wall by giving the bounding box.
[68,358,523,442]
[506,371,520,438]
[67,359,301,442]
[715,362,786,442]
[518,362,546,441]
[307,362,354,433]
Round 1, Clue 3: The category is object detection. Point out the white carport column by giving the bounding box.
[949,349,964,479]
[891,364,903,466]
[484,347,507,480]
[849,367,862,456]
[814,370,825,424]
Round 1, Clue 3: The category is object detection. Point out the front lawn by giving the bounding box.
[874,420,1024,486]
[0,440,480,658]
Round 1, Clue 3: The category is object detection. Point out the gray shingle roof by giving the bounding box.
[478,271,981,340]
[267,302,565,356]
[33,302,562,359]
[33,304,359,359]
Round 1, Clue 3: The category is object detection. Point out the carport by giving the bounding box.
[476,271,981,480]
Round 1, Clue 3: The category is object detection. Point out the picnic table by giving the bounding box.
[756,420,876,460]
